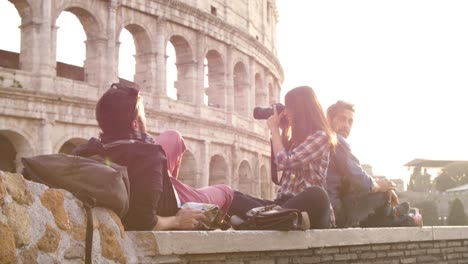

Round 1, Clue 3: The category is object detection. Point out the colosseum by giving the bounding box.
[0,0,283,199]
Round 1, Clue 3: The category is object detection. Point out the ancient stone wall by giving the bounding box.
[0,0,282,199]
[2,171,468,264]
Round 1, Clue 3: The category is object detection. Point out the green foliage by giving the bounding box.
[414,200,439,226]
[434,161,468,192]
[448,198,467,226]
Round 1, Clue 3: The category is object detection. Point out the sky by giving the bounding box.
[276,0,468,183]
[1,1,468,184]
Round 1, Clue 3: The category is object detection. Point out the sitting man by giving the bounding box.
[73,83,207,231]
[326,100,411,227]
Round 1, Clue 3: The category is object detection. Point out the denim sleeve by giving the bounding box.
[335,138,374,194]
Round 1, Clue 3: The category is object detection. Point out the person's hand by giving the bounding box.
[267,105,284,131]
[373,178,396,193]
[388,190,399,207]
[174,208,207,230]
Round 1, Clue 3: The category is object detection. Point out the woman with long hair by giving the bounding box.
[228,86,337,229]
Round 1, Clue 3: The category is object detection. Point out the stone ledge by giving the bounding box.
[126,226,468,255]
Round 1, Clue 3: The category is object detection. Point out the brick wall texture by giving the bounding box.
[180,240,468,264]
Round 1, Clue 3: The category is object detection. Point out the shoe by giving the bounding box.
[395,202,410,216]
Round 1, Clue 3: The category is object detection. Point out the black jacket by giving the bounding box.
[73,138,178,230]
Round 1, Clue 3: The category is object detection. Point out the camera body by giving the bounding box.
[253,103,285,120]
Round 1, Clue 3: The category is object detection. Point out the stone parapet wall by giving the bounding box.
[1,170,468,264]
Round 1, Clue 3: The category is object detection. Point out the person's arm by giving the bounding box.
[153,208,207,230]
[274,131,329,170]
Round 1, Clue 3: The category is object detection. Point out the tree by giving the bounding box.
[414,201,438,226]
[434,161,468,192]
[448,198,467,226]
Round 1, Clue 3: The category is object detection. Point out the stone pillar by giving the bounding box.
[195,33,207,110]
[199,140,210,188]
[154,18,167,99]
[20,0,54,76]
[248,56,255,118]
[39,119,54,155]
[134,52,157,92]
[174,61,197,104]
[254,153,261,196]
[105,0,120,86]
[225,45,234,113]
[84,37,107,87]
[230,142,239,189]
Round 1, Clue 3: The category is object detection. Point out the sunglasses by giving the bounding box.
[109,83,141,118]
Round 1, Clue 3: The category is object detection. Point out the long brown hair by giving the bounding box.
[283,86,336,148]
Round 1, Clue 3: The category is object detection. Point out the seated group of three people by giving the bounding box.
[73,83,408,231]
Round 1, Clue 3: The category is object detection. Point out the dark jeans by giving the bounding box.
[339,192,390,227]
[227,186,331,229]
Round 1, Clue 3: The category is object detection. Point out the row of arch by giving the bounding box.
[2,0,281,117]
[0,130,274,198]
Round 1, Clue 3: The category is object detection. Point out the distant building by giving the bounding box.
[446,183,468,193]
[404,158,464,192]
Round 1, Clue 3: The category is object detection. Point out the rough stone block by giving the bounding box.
[0,221,16,264]
[349,245,371,252]
[417,254,442,262]
[37,224,61,253]
[296,256,320,263]
[359,252,377,259]
[387,251,404,257]
[19,246,39,263]
[40,189,71,231]
[3,172,33,205]
[372,245,391,251]
[3,202,31,247]
[448,241,463,247]
[0,173,6,204]
[400,257,416,264]
[64,242,84,259]
[333,253,357,261]
[99,224,127,264]
[427,248,441,254]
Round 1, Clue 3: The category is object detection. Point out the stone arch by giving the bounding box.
[119,23,153,89]
[2,0,32,71]
[0,129,33,173]
[167,35,196,103]
[238,160,253,195]
[178,150,197,187]
[233,61,249,116]
[204,49,226,109]
[265,75,278,104]
[58,138,87,155]
[54,5,104,83]
[209,154,228,185]
[255,72,266,107]
[260,165,269,199]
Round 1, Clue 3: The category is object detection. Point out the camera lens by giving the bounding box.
[253,103,285,120]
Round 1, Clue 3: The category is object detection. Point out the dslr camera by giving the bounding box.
[253,103,285,120]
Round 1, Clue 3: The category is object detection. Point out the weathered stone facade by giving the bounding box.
[0,0,283,199]
[2,170,468,264]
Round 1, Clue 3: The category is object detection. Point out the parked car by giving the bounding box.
[409,207,423,226]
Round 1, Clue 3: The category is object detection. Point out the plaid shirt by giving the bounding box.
[275,130,335,227]
[276,130,331,196]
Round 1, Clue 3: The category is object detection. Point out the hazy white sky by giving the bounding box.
[2,1,468,183]
[276,0,468,182]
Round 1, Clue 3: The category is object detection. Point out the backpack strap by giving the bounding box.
[85,206,94,264]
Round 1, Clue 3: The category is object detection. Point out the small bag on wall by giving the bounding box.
[241,204,305,231]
